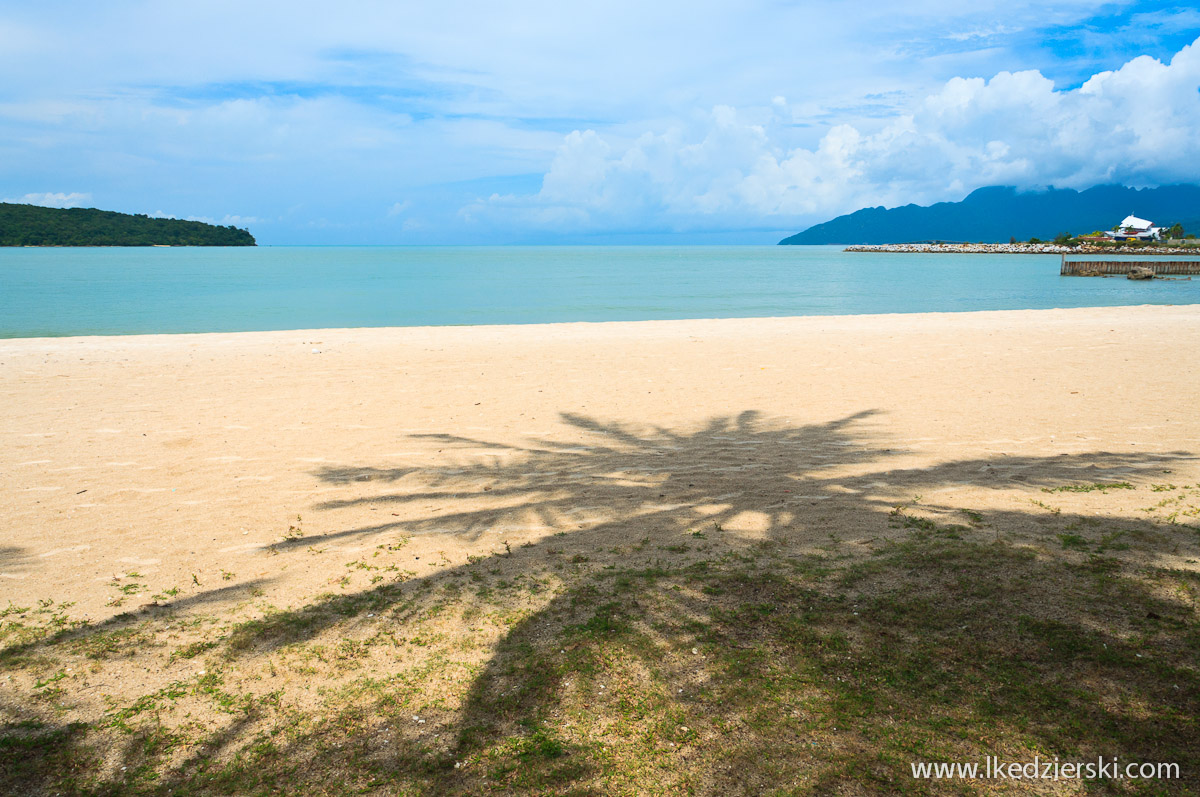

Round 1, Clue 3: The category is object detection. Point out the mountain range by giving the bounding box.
[779,184,1200,245]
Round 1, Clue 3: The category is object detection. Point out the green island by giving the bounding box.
[0,203,255,247]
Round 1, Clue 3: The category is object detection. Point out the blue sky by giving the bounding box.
[2,1,1199,244]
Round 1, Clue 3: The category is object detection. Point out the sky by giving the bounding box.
[2,1,1199,244]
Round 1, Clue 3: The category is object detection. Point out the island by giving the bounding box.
[0,203,256,246]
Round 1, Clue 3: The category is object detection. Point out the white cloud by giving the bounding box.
[4,191,91,208]
[148,210,262,227]
[213,214,262,227]
[0,2,1115,135]
[943,24,1019,42]
[463,36,1200,232]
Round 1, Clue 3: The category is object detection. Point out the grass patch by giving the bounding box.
[4,533,1197,795]
[1042,482,1135,493]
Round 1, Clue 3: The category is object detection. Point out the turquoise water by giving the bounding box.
[1,245,1198,338]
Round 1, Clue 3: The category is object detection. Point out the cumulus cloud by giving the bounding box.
[5,191,91,208]
[149,210,262,227]
[213,214,262,227]
[466,36,1200,232]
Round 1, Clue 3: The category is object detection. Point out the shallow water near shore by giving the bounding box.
[2,244,1198,337]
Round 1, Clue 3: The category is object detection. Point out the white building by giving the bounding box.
[1104,215,1164,241]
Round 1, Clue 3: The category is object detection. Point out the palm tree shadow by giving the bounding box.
[5,409,1198,794]
[304,407,1190,557]
[216,410,906,666]
[293,410,1197,792]
[391,410,1190,792]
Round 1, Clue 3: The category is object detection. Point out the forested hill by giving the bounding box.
[0,203,256,246]
[779,184,1200,245]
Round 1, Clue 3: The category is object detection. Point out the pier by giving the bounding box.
[1061,257,1200,276]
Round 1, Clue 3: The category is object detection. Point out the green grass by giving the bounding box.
[3,527,1198,795]
[1042,482,1135,493]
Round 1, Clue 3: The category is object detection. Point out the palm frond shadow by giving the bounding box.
[300,410,1195,792]
[5,409,1199,794]
[303,408,1189,551]
[0,547,36,581]
[220,408,1196,664]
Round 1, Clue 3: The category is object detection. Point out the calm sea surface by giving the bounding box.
[2,245,1198,338]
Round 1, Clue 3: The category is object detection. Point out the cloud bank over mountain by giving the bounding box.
[472,37,1200,235]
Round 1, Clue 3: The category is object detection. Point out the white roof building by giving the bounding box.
[1119,215,1154,230]
[1105,214,1163,240]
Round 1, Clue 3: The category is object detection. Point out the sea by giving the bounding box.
[2,245,1198,338]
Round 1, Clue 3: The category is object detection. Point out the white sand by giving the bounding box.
[2,305,1198,620]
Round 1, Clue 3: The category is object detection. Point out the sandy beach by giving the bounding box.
[5,304,1199,613]
[3,304,1199,793]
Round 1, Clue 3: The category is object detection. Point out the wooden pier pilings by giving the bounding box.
[1061,258,1200,276]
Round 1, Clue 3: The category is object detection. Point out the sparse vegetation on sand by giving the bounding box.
[2,413,1199,795]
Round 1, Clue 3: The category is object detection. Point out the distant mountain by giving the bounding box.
[778,184,1200,245]
[0,203,255,246]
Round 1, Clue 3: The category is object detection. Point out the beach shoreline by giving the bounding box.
[5,301,1200,347]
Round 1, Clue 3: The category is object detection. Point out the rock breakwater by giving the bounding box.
[844,243,1200,255]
